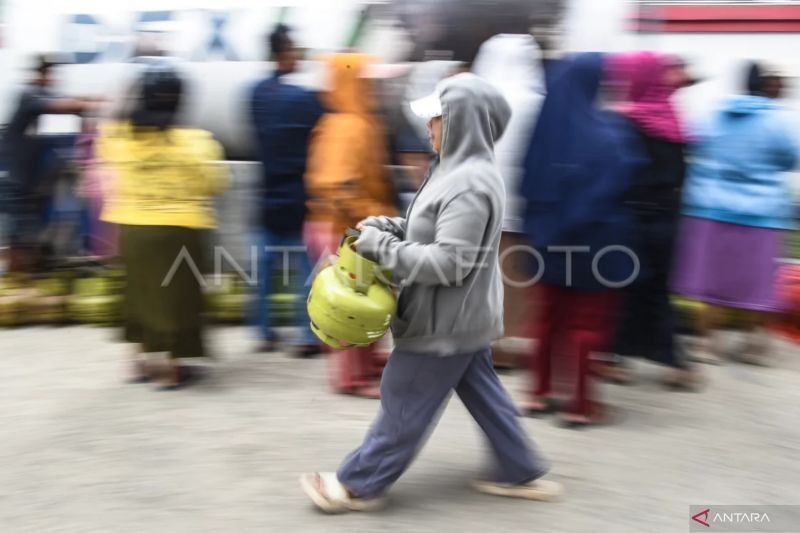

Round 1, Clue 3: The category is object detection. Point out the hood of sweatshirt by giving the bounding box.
[403,60,464,145]
[437,72,512,173]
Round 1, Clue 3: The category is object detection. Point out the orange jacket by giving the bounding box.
[305,53,397,235]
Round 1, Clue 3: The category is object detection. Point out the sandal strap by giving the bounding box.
[318,472,349,503]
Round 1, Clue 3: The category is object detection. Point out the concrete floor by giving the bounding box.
[1,325,799,533]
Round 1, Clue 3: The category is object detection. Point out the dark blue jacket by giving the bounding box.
[250,72,325,234]
[521,53,647,291]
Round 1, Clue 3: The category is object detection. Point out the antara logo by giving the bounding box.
[692,508,772,528]
[692,508,710,528]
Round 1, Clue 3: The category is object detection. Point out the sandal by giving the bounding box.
[688,350,724,365]
[300,472,385,514]
[293,344,322,358]
[557,402,615,428]
[472,478,564,502]
[254,339,280,353]
[125,360,152,384]
[663,367,705,392]
[154,365,204,391]
[591,361,635,385]
[353,384,381,399]
[521,396,557,416]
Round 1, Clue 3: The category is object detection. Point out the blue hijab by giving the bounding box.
[520,53,646,290]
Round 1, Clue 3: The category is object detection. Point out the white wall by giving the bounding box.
[562,0,638,53]
[0,0,403,154]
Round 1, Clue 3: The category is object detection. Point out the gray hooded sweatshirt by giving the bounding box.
[357,73,512,356]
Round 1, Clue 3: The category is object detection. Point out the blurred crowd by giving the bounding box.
[0,22,799,421]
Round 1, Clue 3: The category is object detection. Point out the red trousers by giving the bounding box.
[530,283,620,416]
[328,346,384,393]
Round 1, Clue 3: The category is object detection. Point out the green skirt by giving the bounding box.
[120,225,208,359]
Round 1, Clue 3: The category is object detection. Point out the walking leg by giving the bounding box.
[336,350,471,498]
[456,349,548,484]
[291,232,318,347]
[528,285,559,411]
[252,230,276,345]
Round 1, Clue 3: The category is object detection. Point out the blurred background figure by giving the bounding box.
[520,53,643,426]
[73,117,119,258]
[99,62,226,389]
[609,51,701,390]
[249,24,324,357]
[472,32,546,368]
[2,55,97,273]
[673,61,799,366]
[304,53,398,398]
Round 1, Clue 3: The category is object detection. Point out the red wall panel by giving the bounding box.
[633,4,800,33]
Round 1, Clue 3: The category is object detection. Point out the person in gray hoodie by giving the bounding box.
[300,73,562,513]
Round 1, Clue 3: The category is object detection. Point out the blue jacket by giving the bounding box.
[682,95,798,230]
[249,72,325,233]
[521,53,646,291]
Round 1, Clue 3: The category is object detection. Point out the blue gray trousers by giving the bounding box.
[251,228,316,345]
[337,347,548,498]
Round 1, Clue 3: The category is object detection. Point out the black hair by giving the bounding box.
[269,24,293,59]
[130,62,184,130]
[745,61,764,96]
[33,53,62,76]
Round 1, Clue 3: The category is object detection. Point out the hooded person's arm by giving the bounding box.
[358,215,406,238]
[356,190,491,286]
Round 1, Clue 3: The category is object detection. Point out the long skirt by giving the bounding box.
[672,216,784,312]
[120,224,207,359]
[614,212,686,368]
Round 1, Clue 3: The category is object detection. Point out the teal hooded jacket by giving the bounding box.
[681,95,798,229]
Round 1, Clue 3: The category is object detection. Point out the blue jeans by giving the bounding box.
[252,228,316,345]
[337,348,548,498]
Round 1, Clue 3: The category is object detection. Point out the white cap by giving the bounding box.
[409,89,443,119]
[761,61,797,79]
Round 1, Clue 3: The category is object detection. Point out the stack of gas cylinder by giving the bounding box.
[0,269,275,328]
[0,270,123,327]
[204,273,249,323]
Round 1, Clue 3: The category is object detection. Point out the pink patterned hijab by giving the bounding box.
[608,51,686,143]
